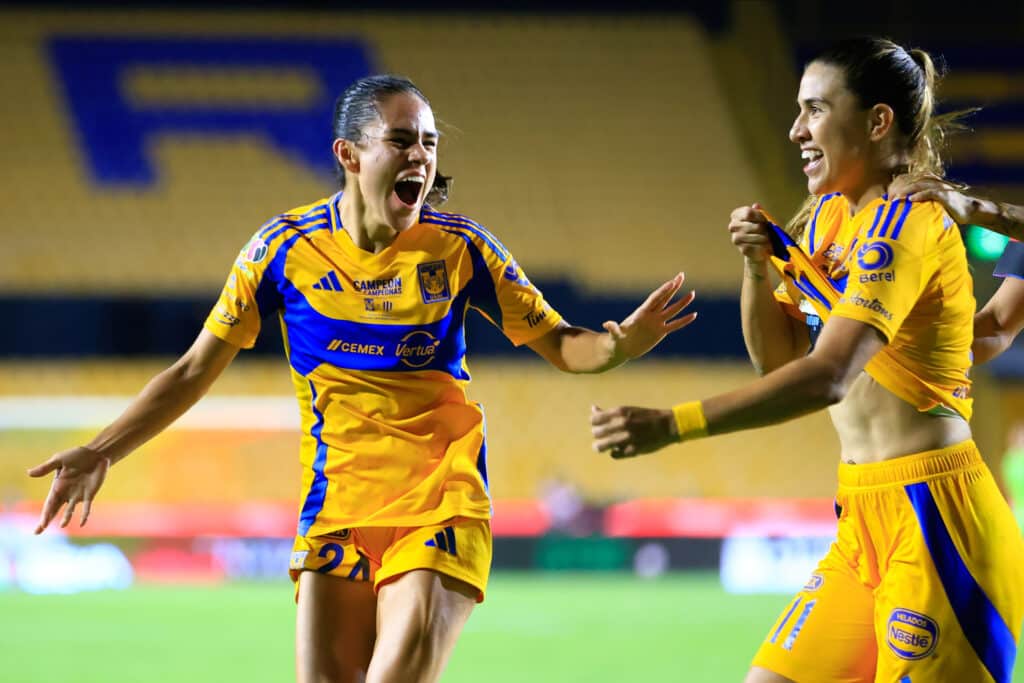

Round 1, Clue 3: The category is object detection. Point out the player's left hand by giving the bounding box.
[590,405,677,458]
[605,273,697,362]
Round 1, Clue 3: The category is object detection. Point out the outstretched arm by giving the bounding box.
[526,273,697,374]
[590,316,884,457]
[28,329,240,533]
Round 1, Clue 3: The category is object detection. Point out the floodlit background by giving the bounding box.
[2,2,1023,680]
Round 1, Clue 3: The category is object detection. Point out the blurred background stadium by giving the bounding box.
[2,1,1024,680]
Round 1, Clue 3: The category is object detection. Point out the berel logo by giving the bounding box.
[856,241,894,272]
[886,609,938,660]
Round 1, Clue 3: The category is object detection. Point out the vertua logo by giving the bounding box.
[396,330,441,368]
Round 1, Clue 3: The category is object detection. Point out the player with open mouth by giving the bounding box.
[28,74,698,683]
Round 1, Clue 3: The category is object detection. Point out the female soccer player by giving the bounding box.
[28,75,697,683]
[591,38,1024,683]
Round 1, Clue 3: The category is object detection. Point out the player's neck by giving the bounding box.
[845,183,888,216]
[339,191,400,255]
[848,152,912,215]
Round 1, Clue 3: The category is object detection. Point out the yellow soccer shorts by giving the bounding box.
[752,440,1024,683]
[289,516,492,602]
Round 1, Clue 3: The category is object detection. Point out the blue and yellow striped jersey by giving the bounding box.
[772,193,975,419]
[204,192,564,535]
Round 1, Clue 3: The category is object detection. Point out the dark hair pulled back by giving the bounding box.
[333,74,451,205]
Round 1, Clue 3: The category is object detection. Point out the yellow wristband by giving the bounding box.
[672,401,708,442]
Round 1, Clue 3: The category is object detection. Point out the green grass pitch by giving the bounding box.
[0,572,1020,682]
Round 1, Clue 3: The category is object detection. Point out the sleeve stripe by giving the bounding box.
[422,216,509,261]
[887,200,914,241]
[422,211,509,260]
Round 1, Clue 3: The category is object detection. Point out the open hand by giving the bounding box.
[590,405,677,458]
[27,445,110,534]
[604,273,697,362]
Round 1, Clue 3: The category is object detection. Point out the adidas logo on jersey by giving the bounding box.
[312,271,344,292]
[424,526,457,556]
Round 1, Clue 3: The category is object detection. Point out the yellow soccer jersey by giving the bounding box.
[771,193,974,419]
[204,193,564,536]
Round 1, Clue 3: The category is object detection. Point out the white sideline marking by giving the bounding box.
[0,396,300,430]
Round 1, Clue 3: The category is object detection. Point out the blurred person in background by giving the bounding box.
[590,38,1024,683]
[27,74,697,683]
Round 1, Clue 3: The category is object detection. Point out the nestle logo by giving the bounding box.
[886,609,938,660]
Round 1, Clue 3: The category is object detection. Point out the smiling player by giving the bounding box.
[590,39,1024,683]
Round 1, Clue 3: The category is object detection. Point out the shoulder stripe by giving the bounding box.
[424,211,509,259]
[809,192,839,252]
[423,211,509,260]
[888,200,915,241]
[259,210,329,240]
[264,218,329,245]
[423,217,509,261]
[865,202,887,238]
[875,199,905,239]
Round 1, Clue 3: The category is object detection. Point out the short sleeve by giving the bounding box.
[489,255,564,345]
[994,239,1024,280]
[832,200,936,342]
[203,232,283,349]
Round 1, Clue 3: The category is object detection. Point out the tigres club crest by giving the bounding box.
[417,260,451,303]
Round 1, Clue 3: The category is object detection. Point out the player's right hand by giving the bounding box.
[27,445,111,534]
[728,204,772,263]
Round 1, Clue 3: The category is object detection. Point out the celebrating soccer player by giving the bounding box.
[591,38,1024,683]
[28,75,697,683]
